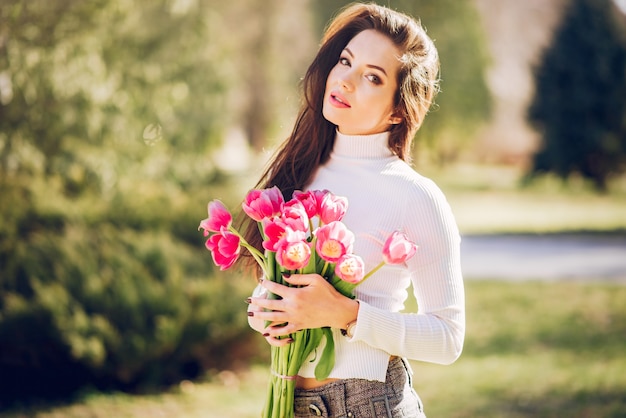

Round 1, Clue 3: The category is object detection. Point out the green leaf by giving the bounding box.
[328,275,357,299]
[301,328,323,364]
[314,327,335,380]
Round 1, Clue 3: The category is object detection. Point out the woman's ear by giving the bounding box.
[388,114,402,125]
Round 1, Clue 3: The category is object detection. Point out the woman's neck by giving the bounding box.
[332,130,394,160]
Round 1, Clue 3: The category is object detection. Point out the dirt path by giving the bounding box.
[461,233,626,282]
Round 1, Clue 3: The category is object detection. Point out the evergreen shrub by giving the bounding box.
[0,177,258,406]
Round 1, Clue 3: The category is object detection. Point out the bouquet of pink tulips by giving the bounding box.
[199,187,417,418]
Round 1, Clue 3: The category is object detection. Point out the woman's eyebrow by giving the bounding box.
[344,47,388,77]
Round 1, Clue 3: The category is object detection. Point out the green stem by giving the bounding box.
[362,261,385,282]
[242,243,268,275]
[227,225,268,276]
[320,261,329,277]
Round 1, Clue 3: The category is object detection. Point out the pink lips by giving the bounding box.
[329,91,351,108]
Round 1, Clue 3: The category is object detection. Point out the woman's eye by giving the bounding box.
[339,57,350,66]
[367,74,381,85]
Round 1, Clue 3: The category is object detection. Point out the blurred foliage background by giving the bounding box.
[0,0,625,409]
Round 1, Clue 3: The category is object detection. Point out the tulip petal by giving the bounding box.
[382,231,418,265]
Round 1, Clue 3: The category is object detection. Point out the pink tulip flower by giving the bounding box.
[262,218,287,251]
[319,193,348,224]
[382,231,417,265]
[275,228,311,270]
[335,254,365,284]
[281,199,309,232]
[198,200,232,236]
[242,186,284,222]
[315,221,354,263]
[312,190,331,216]
[205,228,241,270]
[293,189,329,218]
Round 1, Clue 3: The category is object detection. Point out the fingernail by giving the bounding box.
[282,273,291,278]
[247,311,254,317]
[286,338,294,344]
[262,333,270,337]
[245,298,251,304]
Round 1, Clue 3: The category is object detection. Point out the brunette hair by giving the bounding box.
[239,3,439,266]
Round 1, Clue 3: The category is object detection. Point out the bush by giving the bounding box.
[0,0,266,406]
[0,176,257,406]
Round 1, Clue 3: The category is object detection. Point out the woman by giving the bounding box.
[245,3,465,417]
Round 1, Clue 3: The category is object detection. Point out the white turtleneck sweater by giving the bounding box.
[297,130,465,382]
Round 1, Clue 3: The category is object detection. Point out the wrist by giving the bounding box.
[335,298,359,331]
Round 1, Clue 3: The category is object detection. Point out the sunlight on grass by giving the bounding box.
[8,368,269,418]
[421,164,626,234]
[5,281,626,418]
[450,190,626,234]
[411,280,626,417]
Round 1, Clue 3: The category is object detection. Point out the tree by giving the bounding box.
[0,0,258,402]
[527,0,626,191]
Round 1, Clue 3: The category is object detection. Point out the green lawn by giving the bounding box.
[413,281,626,418]
[4,165,625,417]
[5,280,626,418]
[427,164,626,234]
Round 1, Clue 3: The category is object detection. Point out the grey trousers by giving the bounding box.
[293,357,426,418]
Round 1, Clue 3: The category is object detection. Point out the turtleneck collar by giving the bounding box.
[332,130,395,160]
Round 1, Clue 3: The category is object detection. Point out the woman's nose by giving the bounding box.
[338,71,354,91]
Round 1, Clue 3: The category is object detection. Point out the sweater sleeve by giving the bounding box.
[350,179,465,365]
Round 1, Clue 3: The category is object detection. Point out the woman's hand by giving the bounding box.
[247,274,359,347]
[247,284,269,334]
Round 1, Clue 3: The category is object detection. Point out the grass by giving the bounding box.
[4,280,626,418]
[413,280,626,418]
[424,164,626,234]
[3,164,626,417]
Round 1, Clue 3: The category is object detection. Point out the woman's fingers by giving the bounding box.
[258,277,291,297]
[249,294,278,310]
[266,320,298,336]
[264,334,294,347]
[248,304,300,337]
[281,273,324,287]
[248,273,340,335]
[247,281,299,341]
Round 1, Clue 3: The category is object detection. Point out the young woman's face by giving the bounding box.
[322,29,402,136]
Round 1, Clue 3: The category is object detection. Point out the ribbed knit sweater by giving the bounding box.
[297,130,465,382]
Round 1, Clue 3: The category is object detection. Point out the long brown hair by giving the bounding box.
[239,3,440,267]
